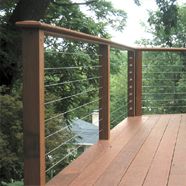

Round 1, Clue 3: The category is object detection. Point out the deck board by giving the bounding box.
[142,114,181,186]
[69,116,150,186]
[46,114,186,186]
[94,115,159,186]
[168,114,186,186]
[119,114,170,186]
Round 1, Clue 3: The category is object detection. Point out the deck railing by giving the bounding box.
[16,21,186,186]
[142,51,186,114]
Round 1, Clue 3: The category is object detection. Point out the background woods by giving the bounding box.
[0,0,185,185]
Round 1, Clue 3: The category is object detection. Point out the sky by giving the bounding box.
[110,0,186,46]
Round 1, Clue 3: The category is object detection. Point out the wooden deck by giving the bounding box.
[47,114,186,186]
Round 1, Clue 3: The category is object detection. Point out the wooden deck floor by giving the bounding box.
[47,114,186,186]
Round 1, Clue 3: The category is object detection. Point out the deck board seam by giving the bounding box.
[93,116,155,185]
[141,114,181,186]
[47,116,150,186]
[166,115,182,186]
[116,115,162,186]
[141,114,171,186]
[46,114,185,186]
[94,115,160,186]
[70,116,151,186]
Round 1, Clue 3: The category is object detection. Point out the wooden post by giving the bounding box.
[22,29,45,186]
[128,51,135,116]
[99,44,110,140]
[135,50,142,116]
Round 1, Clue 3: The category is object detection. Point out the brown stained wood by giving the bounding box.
[94,115,160,186]
[128,51,135,116]
[99,44,110,140]
[110,116,148,140]
[136,47,186,52]
[168,114,186,186]
[16,21,134,51]
[47,116,148,186]
[46,114,185,186]
[143,114,181,186]
[119,114,171,186]
[46,117,149,186]
[16,21,186,52]
[22,29,45,186]
[47,116,149,186]
[135,50,142,116]
[46,141,111,186]
[68,116,150,186]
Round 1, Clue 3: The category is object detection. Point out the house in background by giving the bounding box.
[71,110,99,151]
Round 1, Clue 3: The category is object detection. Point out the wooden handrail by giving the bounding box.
[136,47,186,52]
[16,20,186,186]
[16,21,186,52]
[16,21,134,51]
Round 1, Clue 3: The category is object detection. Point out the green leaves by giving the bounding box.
[146,1,186,47]
[110,50,128,128]
[0,89,23,182]
[88,0,127,32]
[142,51,186,114]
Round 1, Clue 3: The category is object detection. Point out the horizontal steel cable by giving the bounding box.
[143,79,186,81]
[143,92,186,95]
[110,98,128,107]
[45,76,102,87]
[110,104,128,115]
[45,109,102,138]
[45,98,100,123]
[142,106,186,109]
[45,65,101,70]
[45,51,101,58]
[110,111,128,125]
[45,135,78,156]
[45,87,101,105]
[45,119,102,172]
[143,72,186,74]
[142,65,184,67]
[142,86,177,88]
[45,145,82,173]
[142,99,186,102]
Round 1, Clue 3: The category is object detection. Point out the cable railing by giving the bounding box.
[110,50,128,128]
[45,87,101,105]
[142,51,186,114]
[16,21,186,186]
[44,37,102,180]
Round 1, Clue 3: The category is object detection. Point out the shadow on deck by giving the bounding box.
[47,114,186,186]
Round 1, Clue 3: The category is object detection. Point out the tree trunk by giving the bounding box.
[9,0,51,24]
[0,0,51,87]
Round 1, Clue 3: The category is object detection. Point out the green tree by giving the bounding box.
[0,0,128,183]
[110,50,128,128]
[0,87,23,183]
[144,2,186,47]
[138,3,186,115]
[0,0,127,88]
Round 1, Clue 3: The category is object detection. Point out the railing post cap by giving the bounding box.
[16,20,42,29]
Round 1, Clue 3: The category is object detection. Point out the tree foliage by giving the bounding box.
[0,0,127,87]
[146,1,186,47]
[0,86,23,183]
[142,51,186,114]
[139,1,186,115]
[110,50,128,128]
[0,0,127,183]
[1,0,186,184]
